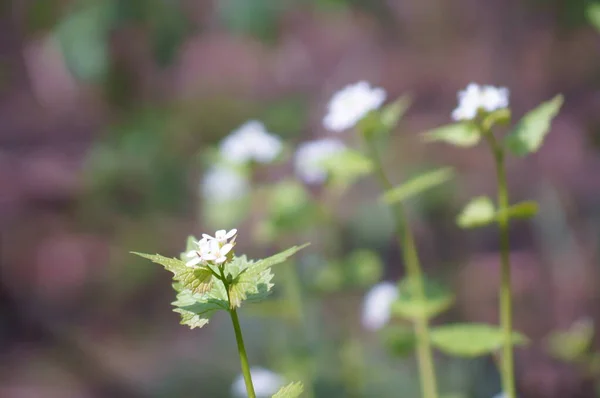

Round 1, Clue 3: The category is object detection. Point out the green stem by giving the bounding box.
[365,136,438,398]
[484,133,516,398]
[230,308,256,398]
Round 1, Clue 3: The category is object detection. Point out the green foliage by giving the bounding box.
[381,167,454,205]
[545,318,594,362]
[172,286,228,329]
[587,3,600,32]
[504,95,564,156]
[500,201,539,220]
[430,323,528,357]
[422,123,481,147]
[272,381,304,398]
[481,108,511,132]
[321,148,373,188]
[380,95,412,132]
[313,250,383,292]
[381,325,416,357]
[456,196,496,228]
[392,277,454,320]
[55,1,116,82]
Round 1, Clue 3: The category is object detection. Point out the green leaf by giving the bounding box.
[380,95,411,131]
[586,3,600,32]
[546,318,594,362]
[381,167,454,205]
[380,325,416,357]
[482,108,511,131]
[505,95,564,156]
[131,252,214,294]
[430,323,528,357]
[392,277,455,320]
[321,149,373,188]
[422,123,481,147]
[172,282,229,329]
[272,381,304,398]
[501,201,539,220]
[456,196,496,228]
[251,244,310,275]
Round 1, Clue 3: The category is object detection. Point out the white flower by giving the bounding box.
[201,165,249,201]
[185,237,211,268]
[451,83,509,121]
[203,239,234,264]
[294,138,346,184]
[323,81,386,132]
[202,229,237,245]
[361,281,398,331]
[231,367,285,398]
[220,120,283,164]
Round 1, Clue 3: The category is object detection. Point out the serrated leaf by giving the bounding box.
[172,286,228,329]
[431,323,528,357]
[456,196,496,228]
[382,167,454,204]
[392,277,455,320]
[251,244,310,275]
[272,381,304,398]
[422,123,480,147]
[505,95,563,156]
[546,318,594,362]
[131,252,213,294]
[321,149,373,188]
[380,95,411,130]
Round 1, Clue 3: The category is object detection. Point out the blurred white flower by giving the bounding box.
[294,138,346,184]
[201,165,249,201]
[323,81,387,132]
[231,367,285,398]
[451,83,509,121]
[361,281,398,331]
[220,120,283,164]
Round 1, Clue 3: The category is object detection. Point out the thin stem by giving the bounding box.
[230,308,256,398]
[483,132,516,398]
[365,137,438,398]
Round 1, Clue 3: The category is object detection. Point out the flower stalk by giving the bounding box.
[364,134,439,398]
[229,307,256,398]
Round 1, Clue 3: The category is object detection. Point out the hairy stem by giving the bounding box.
[365,136,438,398]
[484,132,516,398]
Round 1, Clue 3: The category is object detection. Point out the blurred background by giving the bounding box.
[2,0,600,397]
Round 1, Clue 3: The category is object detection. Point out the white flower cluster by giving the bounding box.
[231,367,284,398]
[361,281,399,331]
[451,83,509,121]
[220,120,283,164]
[185,229,237,268]
[323,81,387,132]
[294,138,346,184]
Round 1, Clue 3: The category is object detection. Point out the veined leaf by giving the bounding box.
[422,123,480,147]
[456,196,496,228]
[505,95,563,156]
[382,167,454,204]
[172,283,229,329]
[131,252,213,294]
[431,323,528,357]
[272,381,304,398]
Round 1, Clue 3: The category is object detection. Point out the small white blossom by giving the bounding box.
[361,281,399,331]
[202,165,249,201]
[202,229,237,245]
[323,81,386,132]
[231,367,284,398]
[203,239,234,264]
[220,120,283,164]
[452,83,509,121]
[185,237,211,268]
[294,138,346,184]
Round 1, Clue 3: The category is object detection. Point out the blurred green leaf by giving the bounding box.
[392,277,454,320]
[381,325,416,357]
[482,108,511,131]
[322,148,373,188]
[422,123,481,147]
[501,201,539,220]
[272,381,304,398]
[456,196,496,228]
[587,3,600,32]
[431,323,528,357]
[380,95,411,131]
[505,95,563,156]
[546,318,594,362]
[55,1,116,82]
[381,167,454,205]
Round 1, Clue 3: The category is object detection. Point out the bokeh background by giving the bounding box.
[2,0,600,397]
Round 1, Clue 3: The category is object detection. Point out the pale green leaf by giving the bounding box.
[501,201,539,220]
[546,318,594,362]
[131,252,213,294]
[586,3,600,32]
[482,108,511,131]
[321,149,373,188]
[171,286,228,329]
[380,95,411,130]
[392,277,455,320]
[251,244,310,275]
[381,167,454,204]
[456,196,496,228]
[422,123,480,147]
[272,381,304,398]
[505,95,563,156]
[431,323,528,357]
